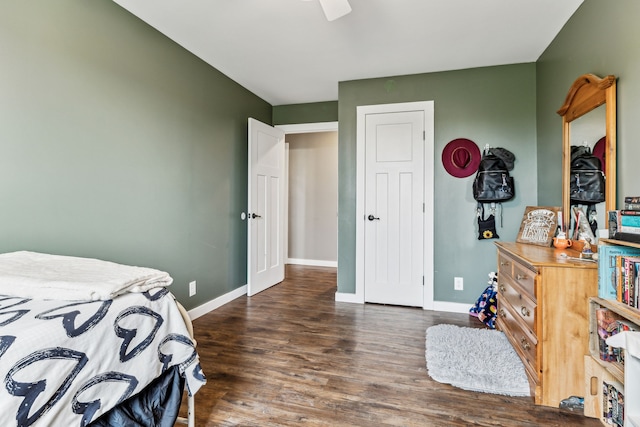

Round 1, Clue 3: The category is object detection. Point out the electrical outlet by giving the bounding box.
[454,277,463,291]
[189,280,197,297]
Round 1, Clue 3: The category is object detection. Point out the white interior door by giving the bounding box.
[363,110,425,307]
[247,118,285,296]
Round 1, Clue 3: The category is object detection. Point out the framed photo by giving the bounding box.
[516,206,561,246]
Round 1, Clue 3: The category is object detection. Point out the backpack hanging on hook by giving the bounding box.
[473,147,515,236]
[473,148,515,203]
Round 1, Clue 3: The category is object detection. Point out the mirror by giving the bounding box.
[569,105,606,239]
[557,74,617,242]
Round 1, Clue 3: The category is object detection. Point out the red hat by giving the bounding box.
[442,138,481,178]
[593,136,606,174]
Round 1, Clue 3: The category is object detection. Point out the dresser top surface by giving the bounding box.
[495,241,597,270]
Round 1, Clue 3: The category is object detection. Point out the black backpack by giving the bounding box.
[570,145,605,205]
[473,148,515,240]
[570,145,605,235]
[473,149,515,203]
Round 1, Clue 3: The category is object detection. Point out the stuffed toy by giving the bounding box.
[469,272,498,329]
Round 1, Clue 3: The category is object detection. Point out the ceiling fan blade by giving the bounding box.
[318,0,352,21]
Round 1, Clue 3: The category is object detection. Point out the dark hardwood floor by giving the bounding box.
[181,265,600,426]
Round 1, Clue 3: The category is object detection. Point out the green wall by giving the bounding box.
[537,0,640,209]
[337,64,538,303]
[0,1,271,309]
[273,101,338,125]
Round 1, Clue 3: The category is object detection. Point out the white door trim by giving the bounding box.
[276,121,339,268]
[277,122,338,134]
[355,101,434,309]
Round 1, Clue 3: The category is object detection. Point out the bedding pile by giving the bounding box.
[0,251,173,301]
[0,251,206,426]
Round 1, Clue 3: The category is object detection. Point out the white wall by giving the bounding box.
[287,132,338,265]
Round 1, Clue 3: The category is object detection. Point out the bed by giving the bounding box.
[0,251,206,427]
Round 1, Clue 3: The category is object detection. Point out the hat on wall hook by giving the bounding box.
[441,138,481,178]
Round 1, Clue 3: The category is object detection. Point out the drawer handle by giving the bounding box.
[499,308,506,318]
[520,337,531,351]
[499,284,506,293]
[520,306,530,317]
[500,261,510,267]
[516,274,526,280]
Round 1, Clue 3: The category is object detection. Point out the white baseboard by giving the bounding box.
[333,293,470,314]
[187,285,247,320]
[287,258,337,268]
[431,301,472,314]
[335,292,364,303]
[187,285,470,320]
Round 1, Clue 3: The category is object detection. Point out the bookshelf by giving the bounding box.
[585,238,640,426]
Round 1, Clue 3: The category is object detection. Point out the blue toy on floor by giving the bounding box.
[469,272,498,329]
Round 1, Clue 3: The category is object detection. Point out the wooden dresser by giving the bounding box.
[494,241,597,407]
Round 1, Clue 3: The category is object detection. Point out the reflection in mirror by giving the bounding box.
[557,73,616,250]
[569,104,606,241]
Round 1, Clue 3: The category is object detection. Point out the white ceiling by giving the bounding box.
[112,0,583,106]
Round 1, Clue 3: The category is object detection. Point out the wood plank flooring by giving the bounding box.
[181,265,600,426]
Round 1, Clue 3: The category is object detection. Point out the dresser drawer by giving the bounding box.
[497,252,515,280]
[498,278,536,337]
[498,303,538,380]
[512,262,536,299]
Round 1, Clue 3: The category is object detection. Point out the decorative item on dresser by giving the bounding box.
[515,206,561,247]
[494,241,597,407]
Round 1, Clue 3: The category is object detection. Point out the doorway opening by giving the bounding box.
[277,122,339,270]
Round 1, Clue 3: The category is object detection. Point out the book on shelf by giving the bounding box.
[625,202,640,210]
[596,308,622,361]
[619,211,640,234]
[609,210,621,237]
[602,380,624,427]
[619,225,640,235]
[624,196,640,204]
[609,210,640,236]
[612,232,640,244]
[598,244,640,300]
[615,255,640,307]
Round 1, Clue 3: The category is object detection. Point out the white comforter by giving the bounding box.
[0,289,206,426]
[0,251,173,301]
[0,250,205,426]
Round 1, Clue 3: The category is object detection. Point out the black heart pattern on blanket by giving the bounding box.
[6,347,88,427]
[0,336,16,359]
[0,297,30,327]
[72,371,138,425]
[143,287,170,301]
[192,362,206,382]
[0,310,29,327]
[0,296,30,310]
[114,306,163,362]
[158,333,197,372]
[36,301,113,338]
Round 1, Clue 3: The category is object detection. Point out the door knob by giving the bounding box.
[251,213,262,219]
[367,214,380,221]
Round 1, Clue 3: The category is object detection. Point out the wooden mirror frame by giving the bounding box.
[557,73,617,234]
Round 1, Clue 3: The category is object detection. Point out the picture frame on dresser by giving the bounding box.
[515,206,561,247]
